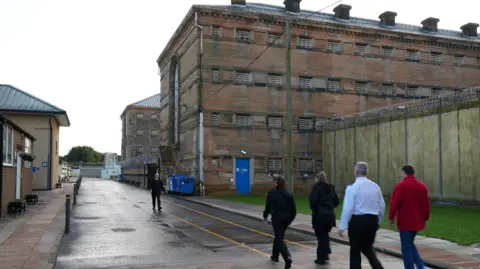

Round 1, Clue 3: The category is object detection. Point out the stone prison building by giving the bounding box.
[156,0,480,196]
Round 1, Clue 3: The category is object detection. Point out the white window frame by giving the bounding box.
[380,46,394,57]
[355,43,369,55]
[267,159,282,170]
[268,34,282,45]
[355,81,369,93]
[405,50,420,61]
[136,113,143,119]
[211,26,220,39]
[327,79,340,92]
[381,84,395,95]
[297,117,314,130]
[298,77,312,89]
[136,130,143,135]
[235,71,252,84]
[431,88,443,96]
[150,114,158,120]
[453,55,465,65]
[267,116,283,128]
[298,37,312,49]
[2,125,13,165]
[150,146,159,154]
[211,113,220,125]
[327,41,341,53]
[24,137,32,168]
[235,114,251,126]
[430,52,443,64]
[406,86,418,97]
[211,157,220,168]
[150,130,158,136]
[268,74,282,85]
[235,29,252,42]
[212,69,220,82]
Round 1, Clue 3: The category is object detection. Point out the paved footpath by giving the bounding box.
[0,183,72,269]
[175,196,480,269]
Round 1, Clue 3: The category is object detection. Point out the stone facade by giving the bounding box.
[157,1,480,195]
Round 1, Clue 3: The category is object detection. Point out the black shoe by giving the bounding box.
[270,256,279,263]
[158,207,162,211]
[152,207,155,211]
[314,259,328,265]
[285,260,292,269]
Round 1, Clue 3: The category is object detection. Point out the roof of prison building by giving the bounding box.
[120,93,161,118]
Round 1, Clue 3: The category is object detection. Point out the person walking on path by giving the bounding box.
[338,161,385,269]
[148,173,165,211]
[388,165,430,269]
[309,171,339,265]
[263,176,296,269]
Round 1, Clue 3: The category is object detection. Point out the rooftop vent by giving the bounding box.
[284,0,301,14]
[421,17,440,32]
[461,23,479,37]
[333,4,351,20]
[231,0,246,5]
[379,11,397,27]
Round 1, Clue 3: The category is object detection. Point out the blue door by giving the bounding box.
[235,158,250,194]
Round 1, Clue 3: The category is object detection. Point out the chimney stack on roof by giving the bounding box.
[333,4,351,20]
[421,17,440,32]
[379,11,397,27]
[231,0,246,5]
[461,23,479,37]
[284,0,301,14]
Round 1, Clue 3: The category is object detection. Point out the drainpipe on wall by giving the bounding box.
[194,11,205,196]
[48,117,53,190]
[0,119,4,218]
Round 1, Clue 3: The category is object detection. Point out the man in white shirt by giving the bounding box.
[338,162,385,269]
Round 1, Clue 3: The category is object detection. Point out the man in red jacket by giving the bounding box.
[388,165,430,269]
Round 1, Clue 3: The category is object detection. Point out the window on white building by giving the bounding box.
[24,137,32,168]
[2,125,13,165]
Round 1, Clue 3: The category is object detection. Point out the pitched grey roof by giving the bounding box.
[129,94,161,108]
[197,2,479,43]
[0,84,67,113]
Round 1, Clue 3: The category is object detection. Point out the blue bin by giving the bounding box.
[169,174,194,195]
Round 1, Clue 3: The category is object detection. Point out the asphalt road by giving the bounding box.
[55,178,428,269]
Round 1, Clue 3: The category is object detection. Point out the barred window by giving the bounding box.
[314,159,323,172]
[327,79,340,92]
[355,81,368,94]
[136,130,143,135]
[268,34,282,45]
[476,58,480,65]
[136,113,143,118]
[211,113,220,125]
[381,46,394,57]
[327,41,341,52]
[298,37,312,49]
[297,117,313,130]
[268,74,282,85]
[431,88,443,96]
[212,26,220,38]
[298,159,313,172]
[406,86,418,97]
[405,50,420,61]
[150,130,158,136]
[381,83,395,95]
[355,43,369,55]
[212,69,220,81]
[236,29,251,42]
[298,76,312,88]
[430,52,442,64]
[235,71,252,83]
[235,114,251,126]
[211,157,220,168]
[453,55,465,64]
[151,114,158,120]
[150,146,159,153]
[267,159,282,170]
[136,146,143,156]
[267,116,283,128]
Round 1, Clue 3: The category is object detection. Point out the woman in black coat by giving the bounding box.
[309,171,339,265]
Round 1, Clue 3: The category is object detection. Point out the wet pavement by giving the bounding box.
[55,179,430,269]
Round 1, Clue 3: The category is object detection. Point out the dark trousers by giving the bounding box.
[399,231,424,269]
[348,214,383,269]
[272,220,292,262]
[313,215,334,261]
[151,192,161,209]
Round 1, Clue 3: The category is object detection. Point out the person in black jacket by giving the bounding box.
[148,173,165,211]
[309,171,340,265]
[263,176,296,269]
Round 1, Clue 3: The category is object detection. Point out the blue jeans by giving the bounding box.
[399,231,424,269]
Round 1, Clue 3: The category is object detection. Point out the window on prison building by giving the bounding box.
[381,83,395,96]
[453,55,465,65]
[136,113,143,119]
[380,46,394,57]
[406,86,418,97]
[405,49,420,62]
[267,159,282,171]
[136,146,143,156]
[235,71,252,84]
[150,146,159,154]
[136,129,143,136]
[211,69,220,82]
[430,52,443,65]
[211,26,220,40]
[297,37,312,49]
[150,114,158,120]
[267,116,283,129]
[431,88,443,97]
[355,81,369,94]
[211,112,220,126]
[327,41,341,53]
[150,130,158,136]
[268,34,282,46]
[354,43,369,56]
[297,117,314,131]
[235,114,251,127]
[327,79,340,92]
[314,159,323,172]
[268,74,282,86]
[476,58,480,66]
[298,76,312,89]
[211,157,221,168]
[235,29,252,43]
[298,159,314,172]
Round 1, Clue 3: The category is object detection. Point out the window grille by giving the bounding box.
[235,114,251,126]
[212,157,220,168]
[136,113,143,118]
[136,130,143,135]
[297,117,313,130]
[150,130,158,136]
[211,113,220,125]
[327,79,340,92]
[212,27,220,39]
[453,55,465,64]
[431,88,443,96]
[327,41,341,52]
[150,147,159,153]
[268,74,282,85]
[476,58,480,65]
[430,52,442,64]
[355,81,368,93]
[298,37,312,49]
[381,46,394,57]
[212,69,220,81]
[381,84,395,95]
[314,159,323,172]
[268,34,282,45]
[405,50,420,61]
[298,77,312,88]
[406,86,418,97]
[267,159,282,170]
[236,30,251,42]
[298,159,313,172]
[355,44,369,55]
[235,71,252,83]
[267,116,283,128]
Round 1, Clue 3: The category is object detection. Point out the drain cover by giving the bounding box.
[74,216,100,220]
[83,202,97,204]
[111,228,136,232]
[138,202,146,204]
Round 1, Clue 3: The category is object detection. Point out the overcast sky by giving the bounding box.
[0,0,477,156]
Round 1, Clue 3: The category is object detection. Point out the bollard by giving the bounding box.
[73,184,77,205]
[65,195,71,234]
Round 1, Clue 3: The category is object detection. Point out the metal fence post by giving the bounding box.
[353,123,357,162]
[73,184,77,205]
[65,195,71,234]
[376,120,381,187]
[333,127,337,186]
[438,98,444,201]
[404,108,408,164]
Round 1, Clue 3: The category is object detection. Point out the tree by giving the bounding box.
[62,146,104,163]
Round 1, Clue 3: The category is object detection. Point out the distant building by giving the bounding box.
[0,84,70,190]
[120,94,161,160]
[102,152,121,179]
